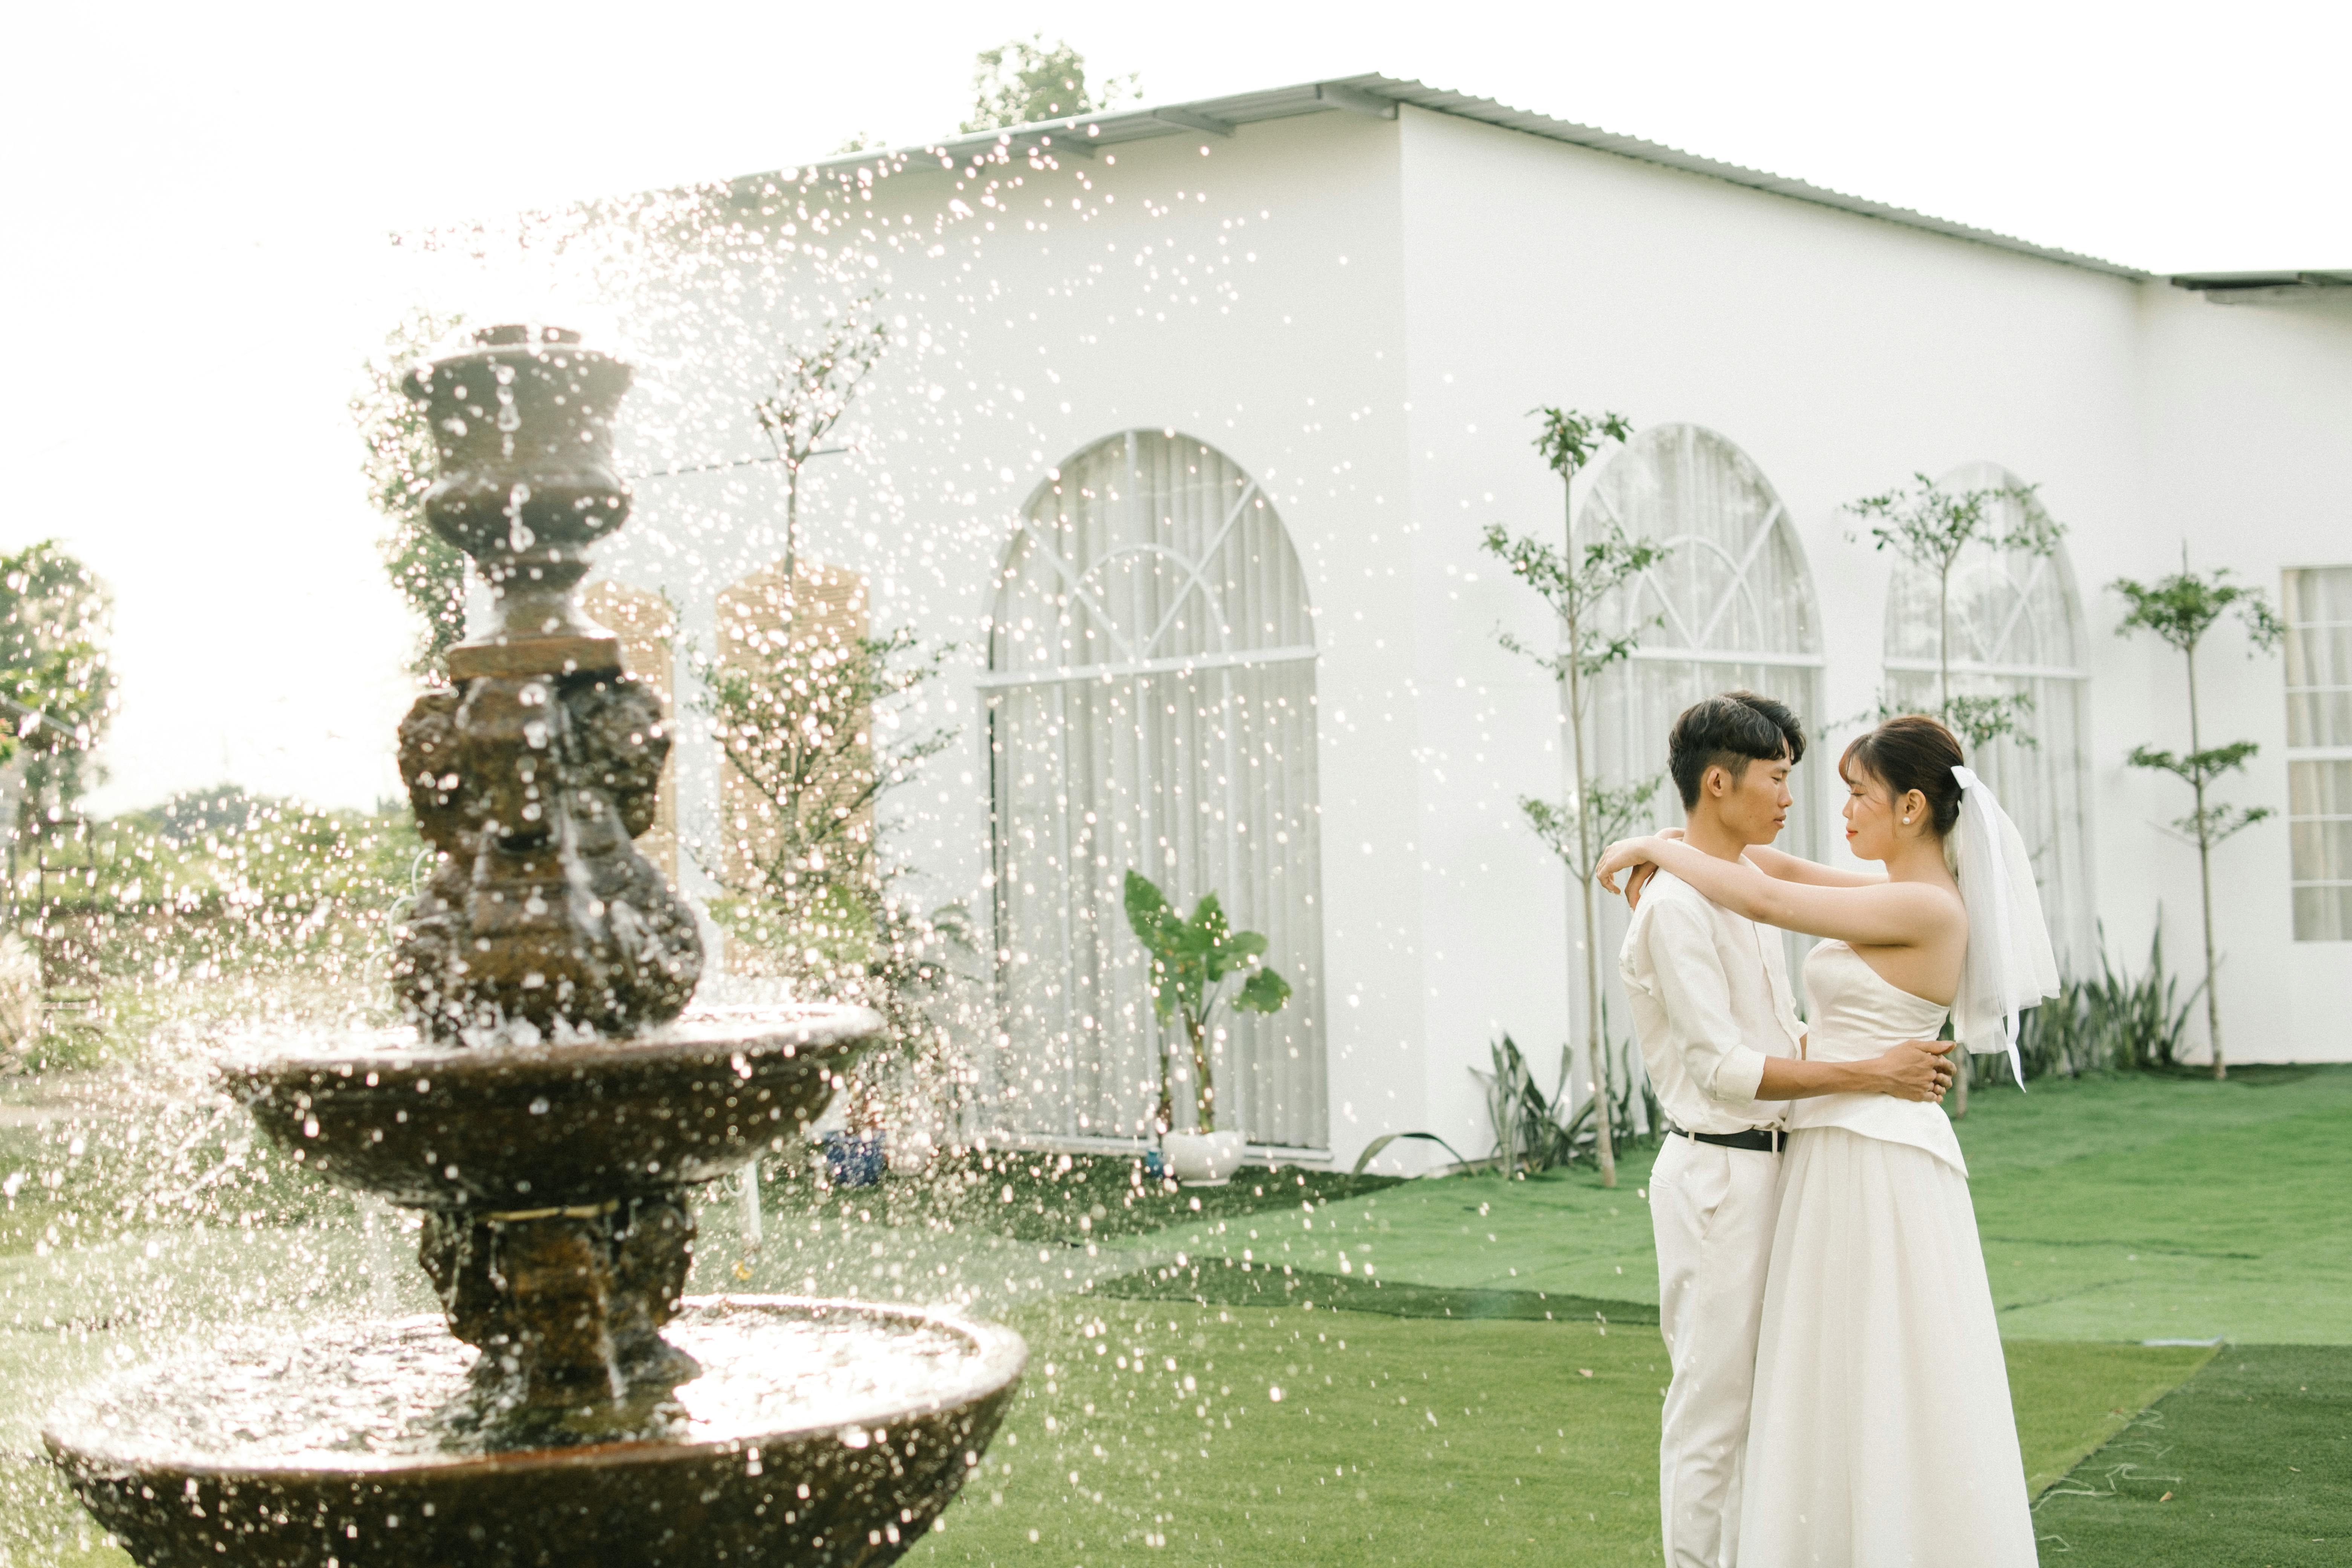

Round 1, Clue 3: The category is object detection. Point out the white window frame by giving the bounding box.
[980,430,1328,1153]
[2283,564,2352,941]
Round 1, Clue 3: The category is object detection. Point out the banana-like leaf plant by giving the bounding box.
[1123,870,1292,1135]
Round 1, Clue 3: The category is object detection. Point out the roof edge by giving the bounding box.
[767,72,2153,281]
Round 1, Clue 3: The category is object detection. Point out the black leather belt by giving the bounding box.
[1669,1125,1784,1153]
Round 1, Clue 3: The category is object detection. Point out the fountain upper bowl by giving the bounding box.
[222,1003,883,1210]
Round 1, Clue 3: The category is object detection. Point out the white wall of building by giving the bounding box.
[594,96,2352,1173]
[600,111,1427,1161]
[2132,286,2352,1063]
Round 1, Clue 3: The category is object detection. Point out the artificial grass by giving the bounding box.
[904,1295,2221,1567]
[1098,1254,1656,1326]
[2004,1339,2217,1495]
[0,1459,128,1567]
[1112,1067,2352,1346]
[1097,1154,1664,1304]
[2,1069,2342,1563]
[2033,1343,2352,1566]
[1966,1073,2352,1343]
[766,1148,1403,1249]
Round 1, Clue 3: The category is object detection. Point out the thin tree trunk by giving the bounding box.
[1938,559,1953,718]
[784,461,801,582]
[2185,641,2225,1078]
[1565,496,1617,1188]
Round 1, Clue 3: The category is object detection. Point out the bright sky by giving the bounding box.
[4,0,2343,815]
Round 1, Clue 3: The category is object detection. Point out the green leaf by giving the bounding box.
[2111,561,2283,658]
[1349,1130,1472,1177]
[1189,893,1231,950]
[1529,407,1633,482]
[1124,869,1175,946]
[1844,475,2058,574]
[1234,965,1292,1014]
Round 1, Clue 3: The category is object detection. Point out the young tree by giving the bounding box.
[961,36,1139,133]
[0,541,115,848]
[353,308,470,676]
[750,297,890,582]
[1482,407,1661,1188]
[2111,551,2285,1080]
[695,618,969,1127]
[1848,472,2064,753]
[1122,871,1292,1136]
[1847,472,2063,1114]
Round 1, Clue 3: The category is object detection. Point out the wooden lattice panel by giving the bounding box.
[712,560,872,898]
[579,581,679,884]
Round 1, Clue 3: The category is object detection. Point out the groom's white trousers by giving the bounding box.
[1651,1133,1781,1568]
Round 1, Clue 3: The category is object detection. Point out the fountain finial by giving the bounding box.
[404,323,632,679]
[391,327,701,1041]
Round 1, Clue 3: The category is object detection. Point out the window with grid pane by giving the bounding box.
[2284,566,2352,940]
[1882,463,2094,964]
[1585,424,1826,1007]
[983,430,1326,1149]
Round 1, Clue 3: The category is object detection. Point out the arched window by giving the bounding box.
[981,431,1326,1151]
[1584,425,1826,847]
[1882,462,2093,961]
[1582,426,1827,1039]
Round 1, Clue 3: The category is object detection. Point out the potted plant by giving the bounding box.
[1122,871,1293,1185]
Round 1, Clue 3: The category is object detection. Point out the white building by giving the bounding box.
[581,74,2352,1173]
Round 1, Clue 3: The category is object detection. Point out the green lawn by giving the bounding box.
[2035,1344,2352,1567]
[903,1295,2219,1567]
[2,1067,2345,1565]
[1107,1066,2352,1346]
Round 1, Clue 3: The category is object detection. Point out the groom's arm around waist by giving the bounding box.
[1625,893,1772,1113]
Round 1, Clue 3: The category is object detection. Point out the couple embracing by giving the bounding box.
[1604,692,2059,1568]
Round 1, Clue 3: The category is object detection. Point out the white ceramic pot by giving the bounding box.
[1162,1129,1248,1187]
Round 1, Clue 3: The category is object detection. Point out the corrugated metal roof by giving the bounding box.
[2171,270,2352,293]
[776,72,2153,280]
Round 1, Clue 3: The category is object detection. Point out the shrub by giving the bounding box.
[2001,919,2202,1083]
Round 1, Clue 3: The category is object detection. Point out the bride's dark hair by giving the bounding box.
[1839,715,1964,836]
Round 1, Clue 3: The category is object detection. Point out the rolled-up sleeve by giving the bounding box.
[1640,898,1770,1108]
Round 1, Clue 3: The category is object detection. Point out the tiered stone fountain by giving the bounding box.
[41,326,1023,1565]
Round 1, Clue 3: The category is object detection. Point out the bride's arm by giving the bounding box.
[1599,835,1956,947]
[1741,842,1885,888]
[1626,833,1877,908]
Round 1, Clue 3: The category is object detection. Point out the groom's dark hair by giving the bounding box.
[1668,691,1807,808]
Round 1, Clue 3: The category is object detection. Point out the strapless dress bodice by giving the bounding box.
[1787,940,1967,1173]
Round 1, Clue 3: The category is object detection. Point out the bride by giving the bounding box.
[1597,714,2056,1567]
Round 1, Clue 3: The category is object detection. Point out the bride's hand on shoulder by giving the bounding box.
[1594,836,1660,895]
[1623,826,1678,907]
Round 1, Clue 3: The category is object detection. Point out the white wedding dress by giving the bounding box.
[1735,939,2037,1567]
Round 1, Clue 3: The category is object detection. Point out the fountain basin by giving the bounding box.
[224,1005,882,1210]
[44,1295,1024,1568]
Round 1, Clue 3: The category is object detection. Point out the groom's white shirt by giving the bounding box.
[1620,867,1805,1568]
[1620,870,1804,1132]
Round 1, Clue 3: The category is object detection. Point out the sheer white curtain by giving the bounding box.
[1576,426,1824,1122]
[983,431,1327,1151]
[2282,566,2352,940]
[1882,462,2093,965]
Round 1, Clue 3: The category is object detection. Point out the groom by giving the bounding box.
[1619,692,1954,1568]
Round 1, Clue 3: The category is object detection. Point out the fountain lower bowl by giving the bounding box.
[223,1004,883,1210]
[44,1295,1024,1568]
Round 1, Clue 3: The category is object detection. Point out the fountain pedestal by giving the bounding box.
[41,327,1023,1566]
